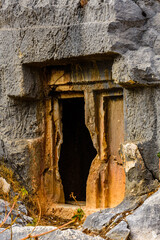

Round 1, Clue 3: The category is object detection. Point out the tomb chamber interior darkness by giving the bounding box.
[59,98,97,202]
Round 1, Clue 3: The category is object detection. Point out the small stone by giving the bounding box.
[12,209,20,217]
[18,204,28,215]
[21,214,33,223]
[113,214,123,224]
[0,177,10,194]
[106,221,130,240]
[80,0,88,7]
[0,214,11,225]
[15,218,24,225]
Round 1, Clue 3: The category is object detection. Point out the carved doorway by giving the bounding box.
[42,62,125,209]
[59,98,97,202]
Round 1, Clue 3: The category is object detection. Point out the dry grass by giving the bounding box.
[0,160,38,216]
[0,161,21,201]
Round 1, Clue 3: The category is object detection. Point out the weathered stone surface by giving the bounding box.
[106,221,130,240]
[120,143,159,196]
[83,195,147,231]
[84,189,160,239]
[0,2,160,239]
[112,47,160,85]
[17,202,28,215]
[126,188,160,240]
[0,199,33,227]
[0,227,103,240]
[123,87,160,179]
[86,155,109,208]
[0,0,160,210]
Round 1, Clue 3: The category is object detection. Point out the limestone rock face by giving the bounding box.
[83,188,160,240]
[83,195,147,231]
[0,2,160,239]
[0,0,160,208]
[0,227,103,240]
[119,143,159,196]
[106,221,130,240]
[126,188,160,240]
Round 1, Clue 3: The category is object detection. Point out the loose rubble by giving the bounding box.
[0,199,33,227]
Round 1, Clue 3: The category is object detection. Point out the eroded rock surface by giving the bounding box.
[0,227,103,240]
[0,0,160,191]
[126,188,160,240]
[106,221,130,240]
[83,188,160,240]
[0,199,33,227]
[0,1,160,238]
[120,143,159,196]
[83,195,147,231]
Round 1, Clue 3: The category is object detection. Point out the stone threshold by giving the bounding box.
[46,202,102,220]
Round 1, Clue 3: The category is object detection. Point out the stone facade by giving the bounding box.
[0,0,160,210]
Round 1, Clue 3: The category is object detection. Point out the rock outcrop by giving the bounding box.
[1,187,160,240]
[0,1,160,238]
[120,143,159,196]
[83,195,147,232]
[126,188,160,240]
[0,0,160,191]
[0,227,103,240]
[83,188,160,239]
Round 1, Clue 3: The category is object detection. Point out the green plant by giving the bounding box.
[157,152,160,158]
[20,187,28,198]
[27,217,38,227]
[72,208,85,222]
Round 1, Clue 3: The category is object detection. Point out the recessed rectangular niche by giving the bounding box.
[42,61,125,209]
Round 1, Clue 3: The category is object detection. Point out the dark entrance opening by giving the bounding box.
[59,98,97,202]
